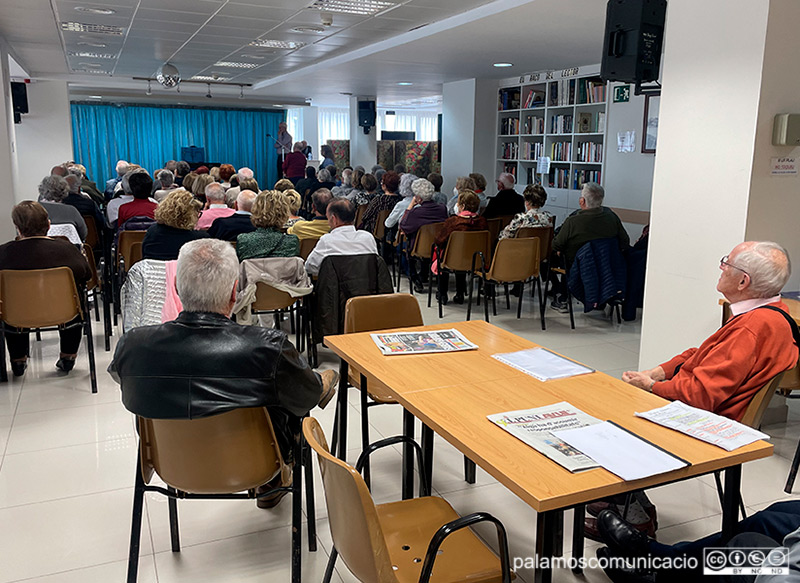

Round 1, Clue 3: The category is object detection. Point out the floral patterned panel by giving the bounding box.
[375,141,440,176]
[326,140,350,172]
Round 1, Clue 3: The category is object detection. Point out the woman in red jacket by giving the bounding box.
[282,142,308,185]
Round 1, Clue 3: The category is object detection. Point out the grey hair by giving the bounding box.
[237,189,257,212]
[38,175,69,202]
[64,173,81,194]
[581,182,604,208]
[121,168,149,195]
[157,169,174,188]
[317,168,332,182]
[67,164,86,177]
[115,160,130,176]
[736,241,792,298]
[341,168,352,186]
[371,164,384,174]
[176,239,239,313]
[205,182,226,203]
[237,167,254,180]
[498,172,516,189]
[399,173,418,197]
[411,178,434,201]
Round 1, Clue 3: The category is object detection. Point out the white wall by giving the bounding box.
[0,49,18,242]
[639,0,770,367]
[303,106,319,163]
[14,80,73,201]
[349,96,377,169]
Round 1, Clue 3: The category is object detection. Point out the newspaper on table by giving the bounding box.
[635,401,769,452]
[487,402,602,472]
[492,347,595,382]
[370,328,478,356]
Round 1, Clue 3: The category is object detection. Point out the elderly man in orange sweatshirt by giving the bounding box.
[623,240,799,422]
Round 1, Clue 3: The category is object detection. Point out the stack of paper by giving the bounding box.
[493,348,594,382]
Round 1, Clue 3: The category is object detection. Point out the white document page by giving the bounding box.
[553,421,688,481]
[492,348,594,382]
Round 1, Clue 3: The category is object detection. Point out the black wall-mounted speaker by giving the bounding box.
[600,0,667,84]
[11,82,28,114]
[357,100,376,127]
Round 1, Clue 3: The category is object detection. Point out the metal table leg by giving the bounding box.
[721,464,742,542]
[402,409,415,499]
[534,510,557,583]
[572,505,585,574]
[421,423,434,496]
[335,360,349,460]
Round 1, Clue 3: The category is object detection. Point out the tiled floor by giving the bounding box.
[0,288,797,583]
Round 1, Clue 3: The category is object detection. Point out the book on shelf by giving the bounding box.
[597,111,606,133]
[521,141,544,161]
[577,78,607,104]
[503,163,517,179]
[500,141,519,160]
[499,88,521,111]
[575,141,603,163]
[500,117,520,135]
[577,112,592,133]
[573,169,601,189]
[548,167,570,189]
[549,114,573,134]
[523,115,544,134]
[550,141,572,162]
[522,89,545,108]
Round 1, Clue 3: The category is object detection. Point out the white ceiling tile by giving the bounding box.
[138,0,224,12]
[218,3,300,21]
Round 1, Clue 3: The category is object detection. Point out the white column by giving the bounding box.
[0,48,18,242]
[348,96,376,169]
[640,0,800,367]
[441,78,497,196]
[303,106,319,163]
[14,80,73,202]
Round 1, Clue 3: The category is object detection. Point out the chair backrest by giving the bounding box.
[740,372,786,428]
[82,214,100,249]
[118,230,147,268]
[410,222,443,260]
[303,417,396,583]
[486,218,504,246]
[441,230,491,272]
[516,225,554,260]
[299,237,320,261]
[497,214,515,229]
[344,293,423,334]
[0,267,82,328]
[354,204,368,228]
[486,237,540,283]
[47,223,81,245]
[138,407,284,494]
[83,245,99,292]
[372,209,391,240]
[252,282,295,311]
[129,242,143,269]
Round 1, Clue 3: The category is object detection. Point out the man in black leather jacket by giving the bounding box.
[109,238,335,464]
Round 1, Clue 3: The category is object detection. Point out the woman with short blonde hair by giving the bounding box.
[283,189,303,228]
[143,189,208,260]
[236,190,300,260]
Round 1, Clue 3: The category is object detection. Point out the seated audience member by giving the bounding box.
[348,173,378,206]
[218,164,235,189]
[331,168,354,198]
[623,241,798,421]
[469,172,489,211]
[358,171,401,233]
[105,159,129,199]
[344,167,364,199]
[153,169,177,202]
[499,184,554,239]
[117,172,158,227]
[394,164,406,175]
[195,165,210,175]
[304,198,377,276]
[312,168,336,195]
[63,173,104,230]
[224,168,252,202]
[38,175,88,241]
[446,176,477,215]
[196,183,235,230]
[294,167,317,201]
[385,173,418,229]
[164,160,178,175]
[483,172,524,219]
[209,166,221,182]
[181,171,197,195]
[283,189,303,228]
[237,190,300,261]
[283,142,308,185]
[0,201,92,376]
[173,160,190,187]
[67,163,104,205]
[320,144,335,169]
[427,172,447,206]
[208,190,257,241]
[301,140,311,158]
[108,238,336,507]
[288,189,333,240]
[434,190,488,305]
[107,168,147,227]
[399,178,448,293]
[191,174,214,204]
[595,502,800,583]
[274,178,294,192]
[142,189,208,260]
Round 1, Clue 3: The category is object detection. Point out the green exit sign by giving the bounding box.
[614,85,631,103]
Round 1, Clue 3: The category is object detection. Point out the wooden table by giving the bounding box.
[324,320,773,583]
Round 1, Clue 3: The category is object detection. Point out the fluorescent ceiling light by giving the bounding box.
[61,22,124,35]
[310,0,395,16]
[72,68,109,74]
[249,40,306,49]
[79,62,103,68]
[191,75,231,81]
[69,51,117,59]
[290,26,326,34]
[74,6,116,15]
[77,41,107,47]
[213,61,260,69]
[88,95,102,99]
[493,62,513,68]
[397,82,413,86]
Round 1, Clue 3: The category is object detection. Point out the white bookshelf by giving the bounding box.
[496,65,608,224]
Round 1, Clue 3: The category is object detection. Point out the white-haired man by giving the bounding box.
[196,183,235,230]
[208,189,257,241]
[109,238,337,508]
[483,172,524,219]
[223,167,254,202]
[105,159,129,200]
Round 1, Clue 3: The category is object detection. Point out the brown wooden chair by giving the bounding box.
[354,203,368,229]
[251,281,306,351]
[118,231,146,270]
[468,237,541,324]
[83,246,112,351]
[128,242,143,270]
[406,222,443,306]
[299,236,320,261]
[515,225,554,329]
[485,218,504,251]
[127,408,315,583]
[437,230,491,318]
[304,417,513,583]
[0,267,97,392]
[82,214,101,250]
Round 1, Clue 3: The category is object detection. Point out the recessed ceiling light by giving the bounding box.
[493,62,513,68]
[397,82,413,86]
[240,54,266,59]
[273,104,284,107]
[79,62,104,68]
[61,22,124,35]
[310,0,395,16]
[72,68,109,74]
[69,51,117,59]
[77,41,107,48]
[74,6,116,15]
[249,39,306,49]
[213,61,260,69]
[290,26,326,34]
[88,95,102,99]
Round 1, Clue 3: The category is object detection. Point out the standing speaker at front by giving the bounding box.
[600,0,667,84]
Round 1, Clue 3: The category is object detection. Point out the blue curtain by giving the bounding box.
[71,103,285,190]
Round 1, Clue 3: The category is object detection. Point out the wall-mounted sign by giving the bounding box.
[770,157,797,176]
[614,85,631,103]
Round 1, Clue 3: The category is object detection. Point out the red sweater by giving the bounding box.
[118,199,157,226]
[654,301,798,421]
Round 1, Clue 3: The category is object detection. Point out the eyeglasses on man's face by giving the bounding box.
[719,255,749,276]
